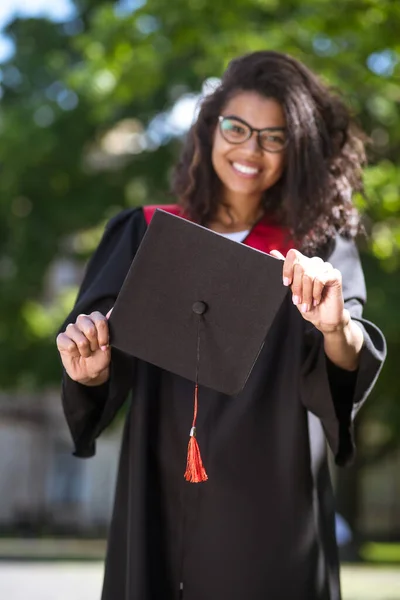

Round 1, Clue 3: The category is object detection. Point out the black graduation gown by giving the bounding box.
[60,207,386,600]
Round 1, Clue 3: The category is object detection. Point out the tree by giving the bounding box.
[0,0,399,533]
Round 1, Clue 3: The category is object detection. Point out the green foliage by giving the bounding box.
[0,0,399,454]
[361,542,400,564]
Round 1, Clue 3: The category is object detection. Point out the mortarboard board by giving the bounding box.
[108,209,288,482]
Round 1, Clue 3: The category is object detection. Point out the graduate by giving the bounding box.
[57,51,386,600]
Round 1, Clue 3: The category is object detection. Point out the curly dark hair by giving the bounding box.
[172,50,367,254]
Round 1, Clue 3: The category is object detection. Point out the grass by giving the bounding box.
[360,542,400,564]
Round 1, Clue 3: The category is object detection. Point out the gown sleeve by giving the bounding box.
[59,208,147,458]
[300,235,387,466]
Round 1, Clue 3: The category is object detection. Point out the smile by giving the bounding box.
[231,162,261,176]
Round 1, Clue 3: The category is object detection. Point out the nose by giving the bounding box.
[243,131,262,153]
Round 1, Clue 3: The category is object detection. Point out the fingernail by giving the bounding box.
[292,295,300,305]
[100,345,108,351]
[283,277,290,286]
[301,303,309,313]
[313,299,319,307]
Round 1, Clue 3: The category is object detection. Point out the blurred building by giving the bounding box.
[0,390,400,538]
[0,390,120,535]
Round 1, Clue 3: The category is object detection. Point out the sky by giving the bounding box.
[0,0,75,29]
[0,0,76,62]
[0,0,147,63]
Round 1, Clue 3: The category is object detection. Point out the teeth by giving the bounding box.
[232,162,259,175]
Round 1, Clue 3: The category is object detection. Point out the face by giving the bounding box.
[211,91,286,204]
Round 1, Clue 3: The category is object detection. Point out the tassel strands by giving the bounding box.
[184,384,208,483]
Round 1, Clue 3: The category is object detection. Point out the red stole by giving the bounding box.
[143,204,292,256]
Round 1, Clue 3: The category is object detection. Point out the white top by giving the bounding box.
[217,230,249,243]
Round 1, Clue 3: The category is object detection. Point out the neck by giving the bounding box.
[212,193,264,232]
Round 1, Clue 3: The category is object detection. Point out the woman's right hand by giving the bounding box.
[56,311,112,386]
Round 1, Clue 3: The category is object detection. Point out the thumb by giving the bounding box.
[269,249,285,261]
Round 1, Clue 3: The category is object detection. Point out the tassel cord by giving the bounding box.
[184,313,208,483]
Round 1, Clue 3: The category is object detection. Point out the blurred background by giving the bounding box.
[0,0,399,598]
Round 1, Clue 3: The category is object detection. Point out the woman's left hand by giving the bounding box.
[270,248,349,334]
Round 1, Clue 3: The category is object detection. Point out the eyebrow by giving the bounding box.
[223,114,286,132]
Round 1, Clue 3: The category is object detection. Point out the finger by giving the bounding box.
[90,311,110,350]
[321,268,343,293]
[76,315,99,353]
[310,256,325,267]
[64,323,92,358]
[270,249,285,260]
[56,332,80,358]
[312,277,325,307]
[300,273,314,313]
[313,268,343,305]
[322,262,333,272]
[269,250,287,286]
[312,262,334,306]
[283,249,306,287]
[291,262,304,306]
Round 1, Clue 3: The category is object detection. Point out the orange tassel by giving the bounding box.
[184,428,208,483]
[184,384,208,483]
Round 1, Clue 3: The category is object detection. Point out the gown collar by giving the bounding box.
[143,204,292,255]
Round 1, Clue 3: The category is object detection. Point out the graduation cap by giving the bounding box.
[108,209,288,482]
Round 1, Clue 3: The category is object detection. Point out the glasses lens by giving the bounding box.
[259,131,287,153]
[220,118,250,144]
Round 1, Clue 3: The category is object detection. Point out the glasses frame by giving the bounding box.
[218,115,287,154]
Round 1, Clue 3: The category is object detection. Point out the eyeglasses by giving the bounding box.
[218,115,287,153]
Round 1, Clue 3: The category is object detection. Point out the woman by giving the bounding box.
[57,51,386,600]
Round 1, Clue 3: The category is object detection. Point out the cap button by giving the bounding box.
[192,301,208,315]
